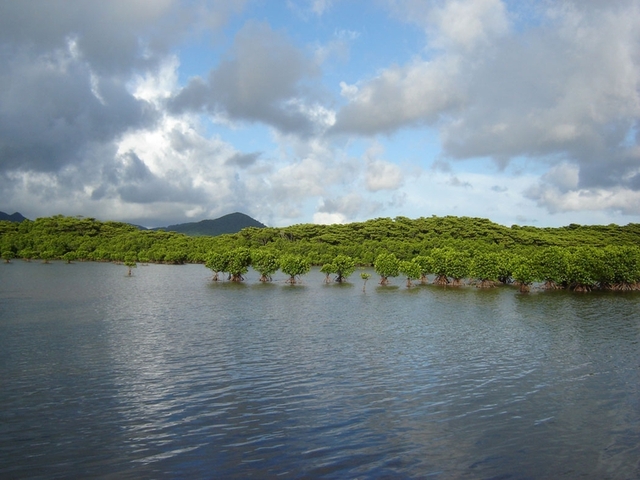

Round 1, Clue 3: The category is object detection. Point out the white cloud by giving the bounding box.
[313,212,347,224]
[366,158,404,192]
[3,0,640,229]
[333,56,463,134]
[526,185,640,216]
[129,56,180,105]
[541,163,580,192]
[169,21,322,135]
[429,0,509,51]
[339,81,358,100]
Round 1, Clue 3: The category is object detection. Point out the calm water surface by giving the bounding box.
[1,261,639,478]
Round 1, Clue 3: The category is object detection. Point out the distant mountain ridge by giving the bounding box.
[0,210,265,236]
[155,212,266,236]
[0,211,27,222]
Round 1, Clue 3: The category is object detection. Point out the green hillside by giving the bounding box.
[155,212,266,236]
[2,214,640,292]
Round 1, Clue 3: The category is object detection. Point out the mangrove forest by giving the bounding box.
[2,214,640,292]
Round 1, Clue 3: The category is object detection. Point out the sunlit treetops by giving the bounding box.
[2,214,640,292]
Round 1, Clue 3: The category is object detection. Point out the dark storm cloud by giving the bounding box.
[0,51,156,172]
[0,1,242,75]
[169,21,320,135]
[0,0,174,176]
[0,1,144,72]
[0,0,245,176]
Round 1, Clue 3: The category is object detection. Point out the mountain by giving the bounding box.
[0,211,27,222]
[157,212,267,236]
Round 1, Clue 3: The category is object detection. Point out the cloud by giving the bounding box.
[225,152,261,168]
[332,56,463,134]
[0,39,157,173]
[431,160,452,173]
[386,0,509,52]
[429,0,509,50]
[441,3,640,167]
[448,176,472,188]
[0,1,246,75]
[311,0,333,16]
[313,212,347,224]
[0,1,243,177]
[365,150,404,191]
[287,0,334,19]
[318,193,382,217]
[169,21,324,135]
[2,0,639,228]
[333,0,640,218]
[525,184,640,216]
[525,160,640,216]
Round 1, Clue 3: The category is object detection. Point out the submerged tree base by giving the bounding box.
[610,282,639,291]
[433,275,449,286]
[518,283,531,293]
[571,284,593,293]
[543,280,564,290]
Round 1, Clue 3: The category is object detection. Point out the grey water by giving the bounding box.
[0,261,639,479]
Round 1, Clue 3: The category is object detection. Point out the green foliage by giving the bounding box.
[62,251,77,264]
[470,251,504,287]
[429,247,451,285]
[5,214,640,294]
[412,255,432,283]
[534,247,569,288]
[280,254,310,284]
[447,249,471,285]
[600,245,640,288]
[322,254,356,283]
[320,262,334,283]
[360,272,371,292]
[226,248,252,281]
[124,255,137,276]
[565,247,600,292]
[252,249,279,282]
[399,259,421,287]
[39,250,54,263]
[374,253,399,285]
[511,255,538,292]
[206,251,229,281]
[18,248,35,261]
[164,249,187,265]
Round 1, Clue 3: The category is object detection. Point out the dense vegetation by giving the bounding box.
[2,214,640,292]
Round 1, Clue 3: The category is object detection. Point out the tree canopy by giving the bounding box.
[3,214,640,292]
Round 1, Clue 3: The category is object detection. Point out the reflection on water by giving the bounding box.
[1,262,639,478]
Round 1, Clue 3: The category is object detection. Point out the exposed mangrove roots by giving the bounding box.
[433,274,449,286]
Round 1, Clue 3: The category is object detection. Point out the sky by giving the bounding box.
[1,0,639,228]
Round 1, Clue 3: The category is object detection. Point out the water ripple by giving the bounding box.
[1,263,639,478]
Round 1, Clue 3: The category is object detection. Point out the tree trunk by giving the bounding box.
[433,274,449,286]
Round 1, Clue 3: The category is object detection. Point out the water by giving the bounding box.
[1,261,639,478]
